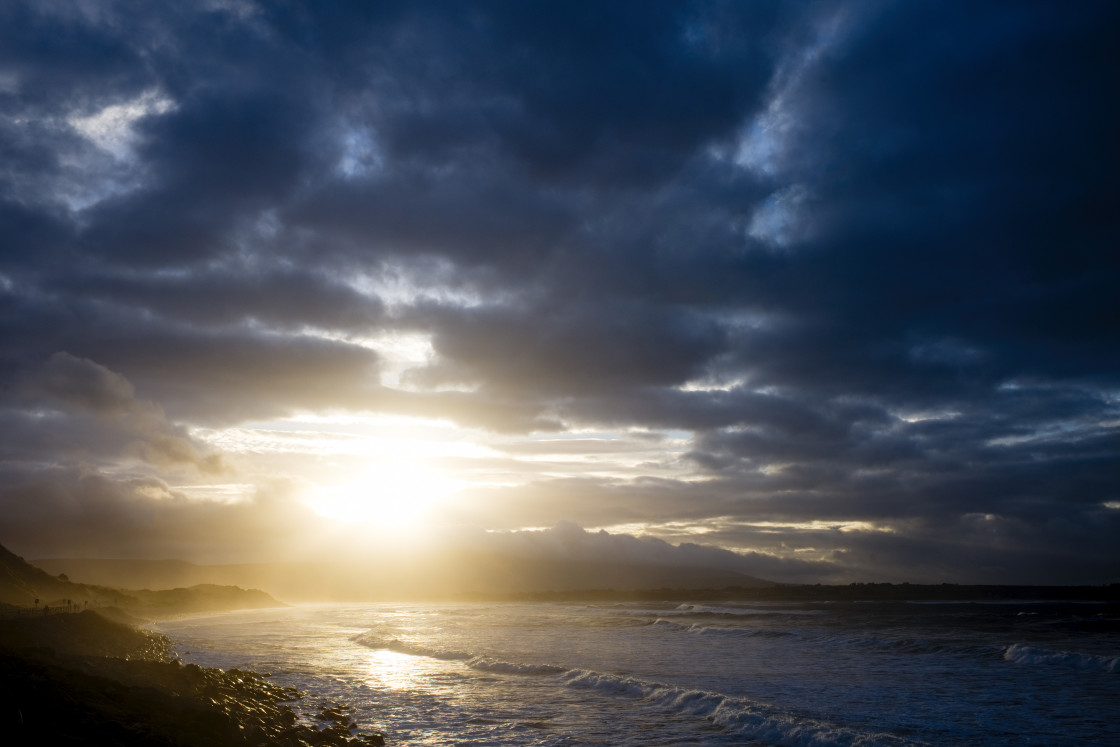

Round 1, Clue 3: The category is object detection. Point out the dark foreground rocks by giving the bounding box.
[0,611,385,746]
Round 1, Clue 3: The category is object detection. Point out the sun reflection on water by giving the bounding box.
[363,648,425,691]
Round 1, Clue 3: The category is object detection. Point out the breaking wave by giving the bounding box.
[650,618,795,638]
[615,604,822,620]
[350,632,470,661]
[560,669,918,746]
[673,603,823,616]
[353,628,917,745]
[1003,643,1119,673]
[466,657,568,676]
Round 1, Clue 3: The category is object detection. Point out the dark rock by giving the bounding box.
[0,612,391,746]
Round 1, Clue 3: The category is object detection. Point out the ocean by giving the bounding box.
[155,599,1120,746]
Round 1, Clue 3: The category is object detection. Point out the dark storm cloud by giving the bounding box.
[15,352,227,473]
[409,298,727,396]
[0,283,384,422]
[1,0,1117,582]
[0,463,327,562]
[56,266,386,332]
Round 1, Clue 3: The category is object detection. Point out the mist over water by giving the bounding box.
[157,600,1120,745]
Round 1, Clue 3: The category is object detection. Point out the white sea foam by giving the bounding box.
[561,668,916,746]
[651,617,795,638]
[350,631,470,661]
[1003,643,1119,672]
[618,603,815,619]
[672,603,823,616]
[356,625,914,744]
[467,656,567,676]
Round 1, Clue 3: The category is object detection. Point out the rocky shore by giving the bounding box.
[0,610,385,746]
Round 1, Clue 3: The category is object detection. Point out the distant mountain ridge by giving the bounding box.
[35,557,212,594]
[36,550,774,602]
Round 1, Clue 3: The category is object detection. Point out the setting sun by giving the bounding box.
[309,460,459,528]
[4,3,1117,745]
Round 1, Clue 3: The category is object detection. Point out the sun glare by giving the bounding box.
[309,460,458,529]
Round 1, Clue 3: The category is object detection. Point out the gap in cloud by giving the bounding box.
[678,375,748,393]
[747,184,810,248]
[367,330,437,389]
[293,325,446,391]
[167,482,257,504]
[68,89,176,160]
[191,412,492,459]
[892,409,962,424]
[733,4,853,177]
[48,89,178,211]
[334,125,384,179]
[347,259,493,311]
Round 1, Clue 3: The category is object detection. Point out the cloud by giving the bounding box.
[409,299,727,397]
[30,350,138,414]
[0,1,1116,583]
[0,465,328,562]
[19,352,227,475]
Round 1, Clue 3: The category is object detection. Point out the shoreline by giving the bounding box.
[0,610,385,746]
[458,582,1120,604]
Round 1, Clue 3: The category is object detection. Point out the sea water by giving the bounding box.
[155,599,1120,745]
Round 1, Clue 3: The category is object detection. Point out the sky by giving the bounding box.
[1,0,1117,585]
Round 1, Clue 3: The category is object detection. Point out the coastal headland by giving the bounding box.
[0,543,386,745]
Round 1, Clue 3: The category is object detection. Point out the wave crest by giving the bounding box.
[351,631,470,661]
[1003,643,1119,672]
[467,657,567,676]
[562,668,913,745]
[652,618,795,638]
[350,628,919,744]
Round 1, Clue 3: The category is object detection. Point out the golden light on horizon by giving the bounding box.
[188,413,702,542]
[307,458,460,529]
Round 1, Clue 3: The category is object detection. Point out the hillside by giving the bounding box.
[1,544,284,617]
[0,543,118,608]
